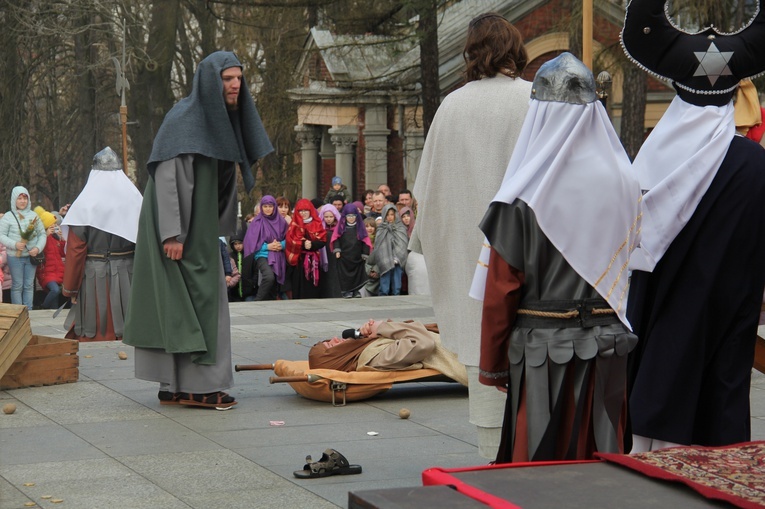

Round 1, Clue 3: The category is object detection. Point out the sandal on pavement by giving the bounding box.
[293,448,362,479]
[158,391,188,406]
[179,391,237,410]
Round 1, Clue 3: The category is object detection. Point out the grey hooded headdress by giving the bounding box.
[621,0,765,106]
[147,51,274,191]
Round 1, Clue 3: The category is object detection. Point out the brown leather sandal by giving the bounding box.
[179,392,237,410]
[293,449,362,478]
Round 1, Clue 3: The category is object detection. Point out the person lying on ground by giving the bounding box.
[308,319,467,385]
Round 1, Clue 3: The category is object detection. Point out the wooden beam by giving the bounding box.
[583,0,593,69]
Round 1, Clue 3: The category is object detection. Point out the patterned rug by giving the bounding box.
[596,441,765,508]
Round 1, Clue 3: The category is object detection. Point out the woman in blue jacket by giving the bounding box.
[0,186,46,309]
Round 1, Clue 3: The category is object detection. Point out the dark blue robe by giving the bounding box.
[627,135,765,446]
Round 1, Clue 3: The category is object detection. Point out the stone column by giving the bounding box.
[404,129,425,190]
[295,125,322,199]
[363,106,391,188]
[329,126,358,192]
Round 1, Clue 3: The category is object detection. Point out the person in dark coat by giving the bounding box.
[622,0,765,451]
[331,203,372,298]
[318,203,342,298]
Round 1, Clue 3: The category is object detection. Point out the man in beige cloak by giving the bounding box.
[409,12,531,458]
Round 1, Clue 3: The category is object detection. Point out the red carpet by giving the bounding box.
[597,441,765,509]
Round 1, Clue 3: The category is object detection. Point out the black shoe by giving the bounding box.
[158,390,188,405]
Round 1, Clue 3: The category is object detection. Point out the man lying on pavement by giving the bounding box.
[308,319,468,385]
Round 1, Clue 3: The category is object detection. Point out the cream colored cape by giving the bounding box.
[410,74,532,367]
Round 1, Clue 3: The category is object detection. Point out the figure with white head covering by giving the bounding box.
[60,147,142,340]
[621,0,765,452]
[123,51,273,410]
[473,52,642,463]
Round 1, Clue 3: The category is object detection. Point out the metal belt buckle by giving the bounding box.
[577,300,587,327]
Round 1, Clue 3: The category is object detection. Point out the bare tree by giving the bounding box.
[0,0,120,207]
[620,62,647,160]
[0,0,453,207]
[123,0,182,189]
[0,0,31,197]
[413,0,440,138]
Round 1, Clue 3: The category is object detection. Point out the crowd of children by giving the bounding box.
[1,178,423,309]
[221,177,424,301]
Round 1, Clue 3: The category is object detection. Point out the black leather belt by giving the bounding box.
[86,250,134,259]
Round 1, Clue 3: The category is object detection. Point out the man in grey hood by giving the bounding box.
[123,51,273,410]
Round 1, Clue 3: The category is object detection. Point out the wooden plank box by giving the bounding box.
[0,304,32,380]
[0,335,79,390]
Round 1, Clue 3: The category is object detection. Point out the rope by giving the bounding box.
[517,307,615,319]
[516,309,579,319]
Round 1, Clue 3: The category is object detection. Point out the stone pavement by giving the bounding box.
[0,296,483,509]
[1,295,764,509]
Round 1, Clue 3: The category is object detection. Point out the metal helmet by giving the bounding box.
[92,146,122,172]
[531,52,597,105]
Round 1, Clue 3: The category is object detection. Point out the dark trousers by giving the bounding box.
[246,257,276,301]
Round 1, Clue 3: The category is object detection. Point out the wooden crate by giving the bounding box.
[0,304,33,380]
[0,335,79,390]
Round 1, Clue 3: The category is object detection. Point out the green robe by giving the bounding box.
[123,156,221,365]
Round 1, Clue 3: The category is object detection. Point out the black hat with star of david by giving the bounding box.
[621,0,765,106]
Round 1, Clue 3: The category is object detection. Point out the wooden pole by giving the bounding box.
[583,0,593,69]
[120,105,128,175]
[114,19,129,176]
[234,363,275,371]
[269,374,324,384]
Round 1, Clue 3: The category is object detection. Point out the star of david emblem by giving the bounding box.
[693,42,733,86]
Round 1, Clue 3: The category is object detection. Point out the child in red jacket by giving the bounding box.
[35,207,66,309]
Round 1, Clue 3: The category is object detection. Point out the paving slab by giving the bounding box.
[1,296,763,509]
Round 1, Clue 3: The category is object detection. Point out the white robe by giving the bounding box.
[410,74,531,452]
[410,74,532,367]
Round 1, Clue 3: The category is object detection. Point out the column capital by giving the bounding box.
[294,125,322,149]
[329,126,358,152]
